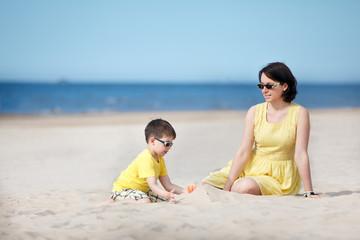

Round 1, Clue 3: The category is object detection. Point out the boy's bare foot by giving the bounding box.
[95,198,115,207]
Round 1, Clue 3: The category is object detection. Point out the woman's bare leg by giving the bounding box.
[230,177,261,195]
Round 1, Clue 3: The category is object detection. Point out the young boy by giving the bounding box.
[101,119,185,204]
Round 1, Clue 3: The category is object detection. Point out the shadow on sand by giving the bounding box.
[323,190,360,197]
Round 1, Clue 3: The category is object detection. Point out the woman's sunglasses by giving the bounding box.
[155,138,173,147]
[257,82,280,90]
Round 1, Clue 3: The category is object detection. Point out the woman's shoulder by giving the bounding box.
[248,104,257,112]
[290,102,308,113]
[249,102,266,112]
[256,102,267,107]
[298,105,309,119]
[289,103,309,123]
[248,102,267,116]
[290,102,305,108]
[246,104,261,123]
[247,104,258,116]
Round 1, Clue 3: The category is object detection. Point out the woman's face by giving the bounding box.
[260,73,287,103]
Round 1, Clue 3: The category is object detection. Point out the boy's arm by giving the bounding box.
[146,176,175,201]
[159,175,185,194]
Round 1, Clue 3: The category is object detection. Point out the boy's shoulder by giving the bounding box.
[137,149,165,164]
[133,149,151,161]
[126,149,153,170]
[134,149,161,163]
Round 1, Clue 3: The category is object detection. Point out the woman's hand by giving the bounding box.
[308,194,321,199]
[304,191,321,198]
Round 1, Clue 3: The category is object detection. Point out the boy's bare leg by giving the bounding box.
[95,198,115,207]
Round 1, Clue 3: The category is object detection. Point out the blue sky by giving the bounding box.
[0,0,359,83]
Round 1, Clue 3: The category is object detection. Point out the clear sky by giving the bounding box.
[0,0,359,83]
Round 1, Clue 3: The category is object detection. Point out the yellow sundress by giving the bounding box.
[203,102,302,195]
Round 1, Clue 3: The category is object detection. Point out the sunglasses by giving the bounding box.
[155,138,173,147]
[257,82,280,90]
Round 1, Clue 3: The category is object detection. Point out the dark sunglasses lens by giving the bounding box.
[257,84,264,89]
[265,85,272,89]
[165,142,172,147]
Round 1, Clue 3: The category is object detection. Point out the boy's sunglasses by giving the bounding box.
[155,138,173,147]
[257,82,280,90]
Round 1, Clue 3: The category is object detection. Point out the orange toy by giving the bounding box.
[187,184,197,193]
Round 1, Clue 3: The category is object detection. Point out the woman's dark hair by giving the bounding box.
[145,119,176,143]
[258,62,297,102]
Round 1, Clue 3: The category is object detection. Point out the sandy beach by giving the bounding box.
[1,109,360,240]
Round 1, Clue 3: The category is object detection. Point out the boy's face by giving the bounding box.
[151,135,174,157]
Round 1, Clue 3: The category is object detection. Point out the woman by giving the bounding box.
[202,62,319,198]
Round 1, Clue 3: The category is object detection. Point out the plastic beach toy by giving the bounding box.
[187,184,197,193]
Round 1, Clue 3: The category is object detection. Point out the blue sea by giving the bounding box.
[0,82,359,114]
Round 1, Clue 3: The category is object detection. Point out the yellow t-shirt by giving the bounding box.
[112,149,168,193]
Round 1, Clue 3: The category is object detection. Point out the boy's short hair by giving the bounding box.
[145,119,176,143]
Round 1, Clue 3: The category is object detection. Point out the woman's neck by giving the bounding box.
[267,100,290,112]
[265,101,291,124]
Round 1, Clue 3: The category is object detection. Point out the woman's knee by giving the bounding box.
[231,178,261,195]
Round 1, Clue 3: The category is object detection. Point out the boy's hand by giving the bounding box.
[167,189,176,203]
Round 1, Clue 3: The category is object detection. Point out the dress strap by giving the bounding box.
[288,102,301,126]
[254,102,267,126]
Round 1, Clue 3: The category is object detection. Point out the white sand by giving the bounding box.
[1,109,360,239]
